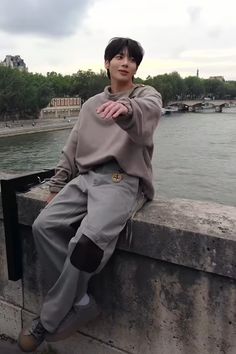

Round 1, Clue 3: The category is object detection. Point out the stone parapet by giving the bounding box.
[18,186,236,280]
[0,182,236,353]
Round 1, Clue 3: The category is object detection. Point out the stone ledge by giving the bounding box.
[118,199,236,279]
[1,184,236,354]
[16,186,236,280]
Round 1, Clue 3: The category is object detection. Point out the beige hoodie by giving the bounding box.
[48,84,162,200]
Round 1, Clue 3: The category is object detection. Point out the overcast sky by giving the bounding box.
[0,0,235,80]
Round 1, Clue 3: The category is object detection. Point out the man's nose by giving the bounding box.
[121,56,129,66]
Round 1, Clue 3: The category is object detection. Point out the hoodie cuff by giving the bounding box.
[117,99,133,116]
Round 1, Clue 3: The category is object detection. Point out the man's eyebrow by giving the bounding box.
[116,50,133,57]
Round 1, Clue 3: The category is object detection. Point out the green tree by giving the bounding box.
[204,79,226,99]
[70,70,109,101]
[0,64,235,118]
[184,76,204,99]
[224,81,236,99]
[168,71,185,99]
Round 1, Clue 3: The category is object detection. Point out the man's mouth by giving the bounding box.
[118,70,129,74]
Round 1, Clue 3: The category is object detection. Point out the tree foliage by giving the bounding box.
[0,65,236,121]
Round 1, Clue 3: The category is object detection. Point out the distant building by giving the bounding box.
[40,97,81,119]
[209,76,225,82]
[1,55,28,72]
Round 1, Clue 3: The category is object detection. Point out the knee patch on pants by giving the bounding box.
[70,234,104,273]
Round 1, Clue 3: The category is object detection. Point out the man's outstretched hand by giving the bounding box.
[96,101,128,120]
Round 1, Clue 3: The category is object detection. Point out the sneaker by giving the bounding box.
[18,317,47,352]
[46,297,100,342]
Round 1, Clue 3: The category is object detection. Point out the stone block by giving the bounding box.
[0,300,22,340]
[118,198,236,279]
[87,252,236,354]
[21,226,44,314]
[17,186,48,227]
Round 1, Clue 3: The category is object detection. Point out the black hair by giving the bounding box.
[104,37,144,79]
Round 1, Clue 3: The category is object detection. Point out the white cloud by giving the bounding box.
[0,0,94,37]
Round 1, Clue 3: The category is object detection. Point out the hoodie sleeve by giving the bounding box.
[47,118,79,193]
[115,85,162,146]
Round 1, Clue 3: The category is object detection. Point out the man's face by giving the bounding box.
[105,48,137,84]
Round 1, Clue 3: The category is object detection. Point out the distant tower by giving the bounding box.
[196,68,199,78]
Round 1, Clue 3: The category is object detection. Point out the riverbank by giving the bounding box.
[0,117,77,138]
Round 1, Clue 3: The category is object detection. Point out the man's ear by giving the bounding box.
[104,60,110,70]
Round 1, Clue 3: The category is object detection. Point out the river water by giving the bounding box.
[0,112,235,206]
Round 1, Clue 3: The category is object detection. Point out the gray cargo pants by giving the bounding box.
[32,161,144,333]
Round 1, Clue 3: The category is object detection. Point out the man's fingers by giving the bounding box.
[97,101,128,120]
[110,104,128,118]
[97,102,117,119]
[102,105,119,119]
[96,101,113,114]
[112,107,126,118]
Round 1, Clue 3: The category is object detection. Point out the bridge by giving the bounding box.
[167,99,236,112]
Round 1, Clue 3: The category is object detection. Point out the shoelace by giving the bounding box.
[30,319,46,340]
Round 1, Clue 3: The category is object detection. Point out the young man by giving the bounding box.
[18,37,162,352]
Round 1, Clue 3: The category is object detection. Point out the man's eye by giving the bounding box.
[115,54,123,59]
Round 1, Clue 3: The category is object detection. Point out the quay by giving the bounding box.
[0,117,77,138]
[0,171,236,354]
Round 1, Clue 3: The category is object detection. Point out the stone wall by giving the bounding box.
[0,182,236,354]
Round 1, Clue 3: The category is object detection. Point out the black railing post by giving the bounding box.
[0,169,54,280]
